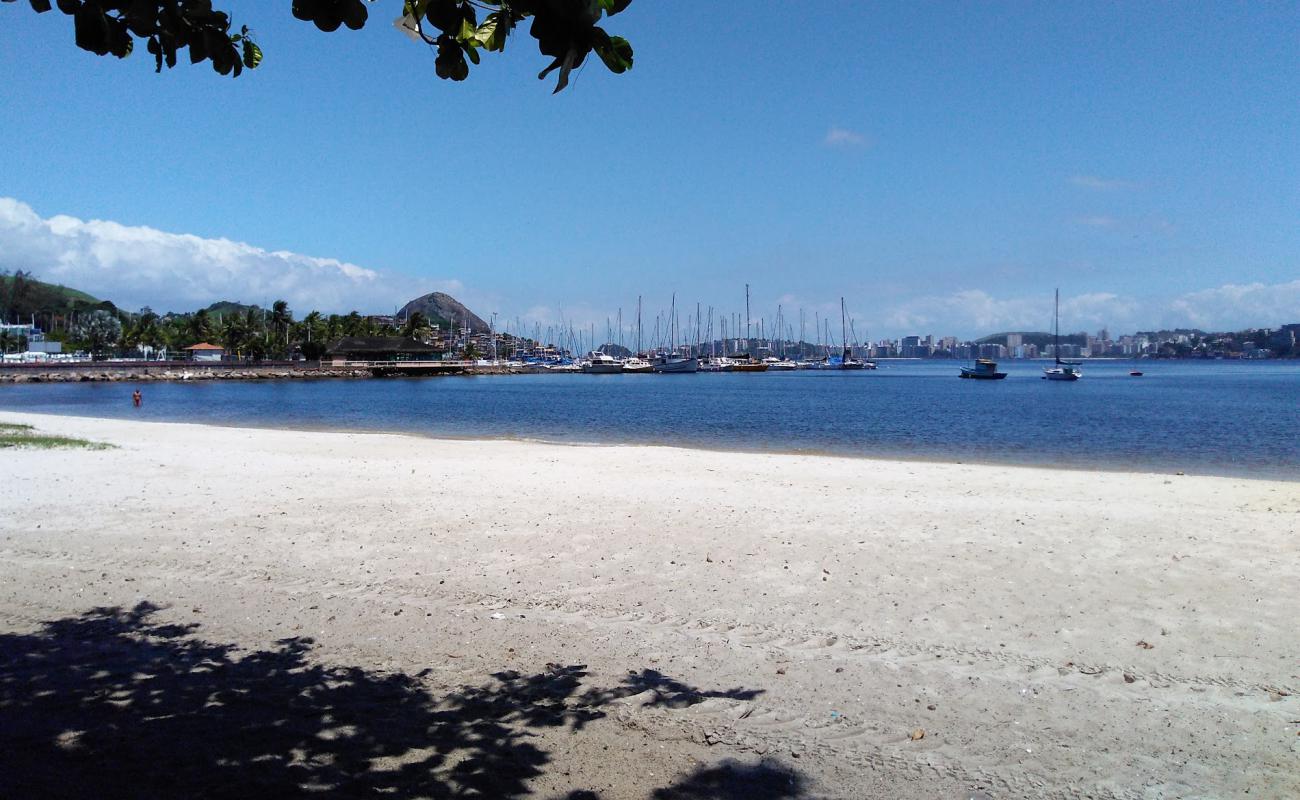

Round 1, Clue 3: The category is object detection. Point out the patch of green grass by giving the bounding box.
[0,430,113,450]
[0,422,35,432]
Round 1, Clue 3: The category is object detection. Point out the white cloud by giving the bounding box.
[823,126,868,147]
[881,283,1299,338]
[1164,280,1300,331]
[884,289,1137,335]
[1069,175,1140,191]
[0,197,458,314]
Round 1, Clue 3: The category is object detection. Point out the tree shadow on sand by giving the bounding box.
[0,602,808,799]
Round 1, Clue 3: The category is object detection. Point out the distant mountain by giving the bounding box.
[200,300,261,318]
[976,331,1086,348]
[1,272,116,320]
[398,292,489,334]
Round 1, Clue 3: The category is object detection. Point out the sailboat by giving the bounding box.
[622,296,654,372]
[1042,289,1082,381]
[838,298,867,370]
[651,294,698,373]
[724,284,768,371]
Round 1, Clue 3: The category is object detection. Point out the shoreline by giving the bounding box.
[4,409,1296,484]
[2,411,1297,797]
[2,408,1296,484]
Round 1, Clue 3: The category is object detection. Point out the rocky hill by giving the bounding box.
[398,292,489,334]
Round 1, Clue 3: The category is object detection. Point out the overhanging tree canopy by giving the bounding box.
[5,1,634,92]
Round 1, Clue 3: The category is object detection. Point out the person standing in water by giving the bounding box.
[132,389,142,408]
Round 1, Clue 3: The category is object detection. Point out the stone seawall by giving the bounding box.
[1,364,524,383]
[0,368,372,384]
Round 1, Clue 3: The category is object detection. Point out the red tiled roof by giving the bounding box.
[184,343,224,351]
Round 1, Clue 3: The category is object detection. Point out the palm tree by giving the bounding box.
[188,309,213,344]
[270,300,292,356]
[221,316,247,360]
[402,311,431,341]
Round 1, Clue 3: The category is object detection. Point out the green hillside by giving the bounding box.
[200,300,261,318]
[1,271,116,321]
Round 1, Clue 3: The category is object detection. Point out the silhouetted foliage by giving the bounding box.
[6,1,634,92]
[0,601,801,799]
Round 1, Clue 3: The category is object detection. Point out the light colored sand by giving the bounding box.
[1,411,1297,799]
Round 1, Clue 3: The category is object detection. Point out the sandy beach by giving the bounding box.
[1,411,1297,799]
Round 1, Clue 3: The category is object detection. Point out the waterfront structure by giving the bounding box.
[326,336,441,366]
[184,343,226,362]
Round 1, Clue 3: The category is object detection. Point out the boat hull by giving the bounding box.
[652,358,699,374]
[1042,368,1081,381]
[959,371,1007,380]
[723,363,768,372]
[581,363,624,374]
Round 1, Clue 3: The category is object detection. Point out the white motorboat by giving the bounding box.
[652,354,699,373]
[622,356,653,373]
[581,351,624,374]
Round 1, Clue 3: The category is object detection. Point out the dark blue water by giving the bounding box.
[3,361,1298,479]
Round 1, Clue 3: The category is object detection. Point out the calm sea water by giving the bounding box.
[3,361,1298,479]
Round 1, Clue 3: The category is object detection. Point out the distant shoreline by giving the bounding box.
[2,356,1292,385]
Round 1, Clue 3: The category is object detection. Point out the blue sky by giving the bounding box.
[1,1,1297,338]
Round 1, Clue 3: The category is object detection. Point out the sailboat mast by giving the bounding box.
[841,297,850,359]
[1054,288,1061,365]
[669,293,677,352]
[744,284,752,354]
[779,304,784,358]
[696,302,701,358]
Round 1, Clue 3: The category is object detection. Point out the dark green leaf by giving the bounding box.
[242,40,262,69]
[594,34,633,73]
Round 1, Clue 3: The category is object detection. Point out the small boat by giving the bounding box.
[580,351,624,374]
[621,357,653,374]
[1042,289,1082,381]
[1129,370,1144,377]
[835,298,874,369]
[723,356,768,372]
[959,358,1007,380]
[651,352,699,373]
[766,358,799,371]
[652,293,698,373]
